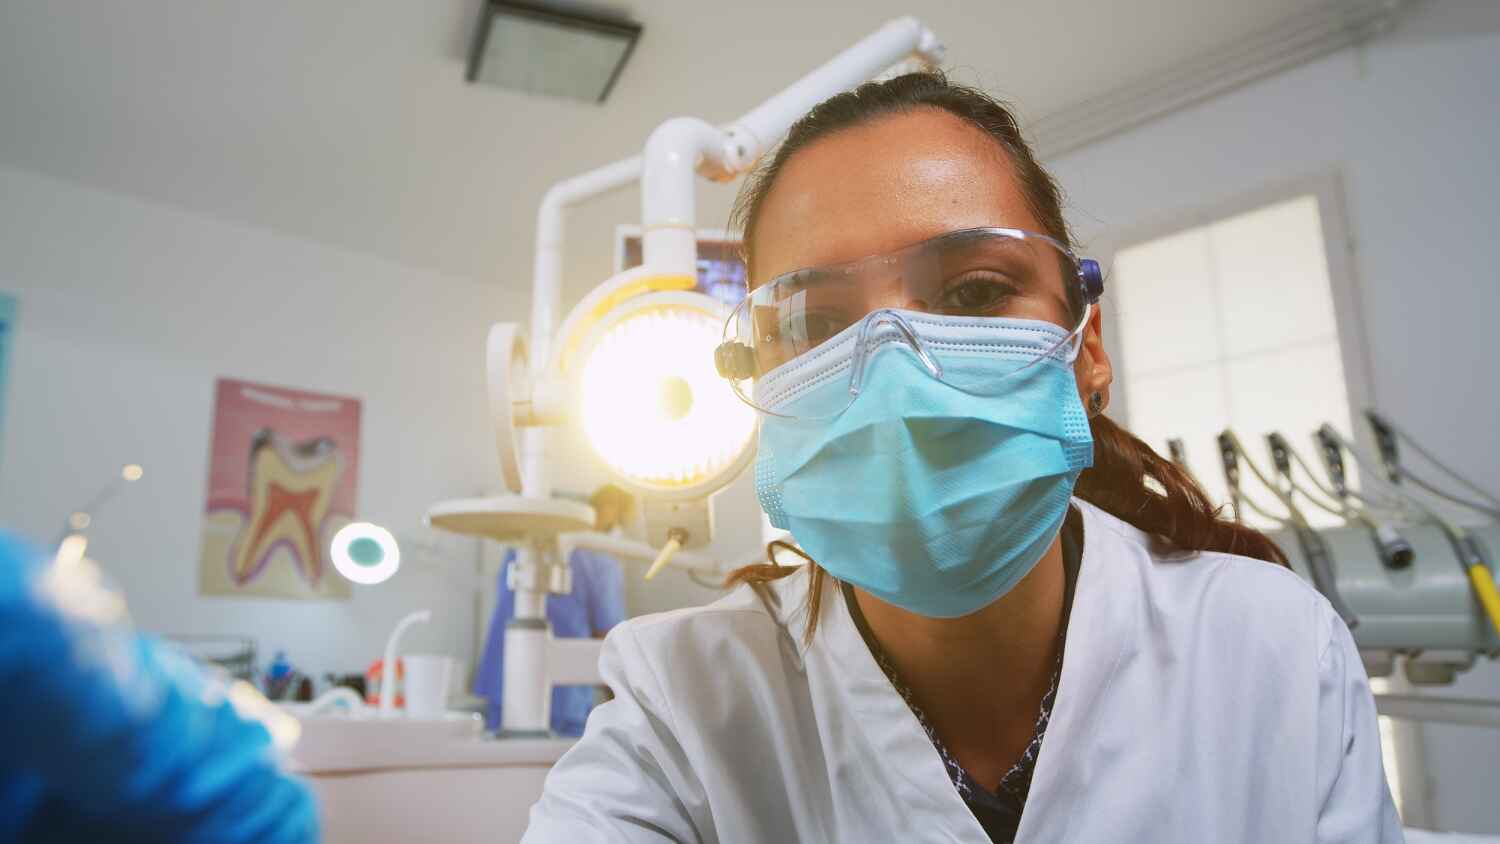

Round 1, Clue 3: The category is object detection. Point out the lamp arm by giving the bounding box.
[524,157,644,497]
[639,17,944,275]
[524,17,945,494]
[531,157,642,377]
[719,17,945,172]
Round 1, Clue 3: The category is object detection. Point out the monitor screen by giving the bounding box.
[618,232,748,307]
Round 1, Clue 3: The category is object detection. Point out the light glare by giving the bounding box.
[56,534,88,568]
[579,305,756,490]
[330,522,401,585]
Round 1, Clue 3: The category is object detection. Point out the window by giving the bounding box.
[1111,190,1365,528]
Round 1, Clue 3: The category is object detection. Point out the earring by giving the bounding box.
[1088,391,1105,416]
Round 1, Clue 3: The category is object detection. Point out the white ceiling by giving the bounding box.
[0,0,1327,288]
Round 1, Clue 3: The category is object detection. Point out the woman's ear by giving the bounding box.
[1074,304,1113,414]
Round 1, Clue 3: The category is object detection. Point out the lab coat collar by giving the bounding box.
[770,498,1138,842]
[1014,499,1136,841]
[809,559,992,842]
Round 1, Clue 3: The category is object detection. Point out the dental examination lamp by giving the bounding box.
[426,18,946,737]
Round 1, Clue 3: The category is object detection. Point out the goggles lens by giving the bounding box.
[717,228,1099,419]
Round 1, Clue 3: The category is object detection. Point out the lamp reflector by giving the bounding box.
[579,299,756,494]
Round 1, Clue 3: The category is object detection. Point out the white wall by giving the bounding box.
[1045,1,1500,833]
[0,164,515,683]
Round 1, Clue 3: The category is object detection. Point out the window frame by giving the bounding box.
[1087,169,1378,443]
[1086,169,1428,823]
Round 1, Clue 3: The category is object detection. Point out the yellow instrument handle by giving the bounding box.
[1467,563,1500,640]
[645,535,683,581]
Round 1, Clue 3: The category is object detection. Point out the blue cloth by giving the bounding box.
[0,531,318,843]
[474,547,626,736]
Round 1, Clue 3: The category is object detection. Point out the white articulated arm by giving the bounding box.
[531,17,945,387]
[641,118,733,278]
[526,157,642,497]
[720,16,945,172]
[530,157,642,375]
[640,17,944,272]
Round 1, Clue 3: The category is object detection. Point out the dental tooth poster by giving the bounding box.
[197,378,362,600]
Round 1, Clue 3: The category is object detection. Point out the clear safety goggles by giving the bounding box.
[714,227,1104,419]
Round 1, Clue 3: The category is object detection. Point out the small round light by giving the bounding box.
[121,464,144,482]
[330,522,401,585]
[68,511,92,530]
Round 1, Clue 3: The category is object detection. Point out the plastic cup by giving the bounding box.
[402,654,453,719]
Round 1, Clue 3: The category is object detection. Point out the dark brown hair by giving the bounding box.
[724,72,1286,636]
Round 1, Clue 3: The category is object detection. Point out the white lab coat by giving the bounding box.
[523,499,1402,843]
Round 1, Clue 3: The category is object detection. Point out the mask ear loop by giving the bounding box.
[1058,302,1092,364]
[847,308,942,399]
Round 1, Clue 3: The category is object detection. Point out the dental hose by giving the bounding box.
[1366,410,1500,520]
[1320,424,1500,641]
[1268,432,1414,570]
[1219,431,1359,629]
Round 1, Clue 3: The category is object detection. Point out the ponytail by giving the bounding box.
[1074,415,1287,565]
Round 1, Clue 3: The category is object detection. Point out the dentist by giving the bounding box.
[523,73,1400,843]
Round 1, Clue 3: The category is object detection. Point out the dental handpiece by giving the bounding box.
[1367,409,1500,520]
[1219,431,1359,629]
[1320,423,1500,639]
[1217,435,1243,523]
[1315,428,1416,569]
[1167,438,1190,473]
[1270,431,1413,570]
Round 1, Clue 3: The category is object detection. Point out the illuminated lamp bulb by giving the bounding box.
[578,295,757,496]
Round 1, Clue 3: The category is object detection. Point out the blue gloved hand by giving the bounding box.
[0,532,319,843]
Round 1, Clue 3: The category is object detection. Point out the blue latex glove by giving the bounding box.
[0,532,318,843]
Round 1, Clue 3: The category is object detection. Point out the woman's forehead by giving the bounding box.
[749,109,1040,283]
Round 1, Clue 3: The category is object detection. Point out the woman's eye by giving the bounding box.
[939,276,1015,313]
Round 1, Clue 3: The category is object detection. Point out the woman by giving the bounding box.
[523,73,1400,843]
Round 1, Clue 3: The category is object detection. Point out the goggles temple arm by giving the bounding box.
[1077,258,1104,304]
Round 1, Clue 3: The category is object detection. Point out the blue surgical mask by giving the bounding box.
[754,311,1094,618]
